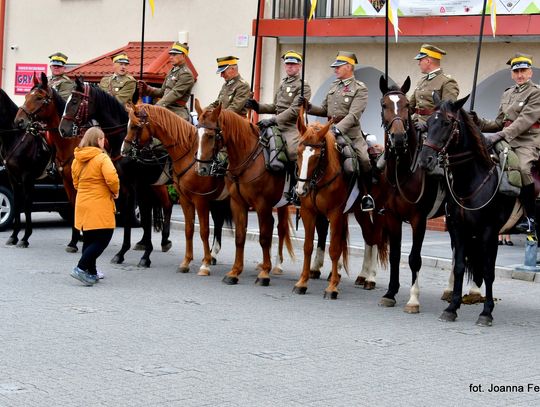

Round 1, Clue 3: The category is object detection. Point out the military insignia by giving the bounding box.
[114,88,119,92]
[286,86,291,92]
[345,97,350,102]
[171,76,177,81]
[343,86,350,92]
[288,92,293,97]
[519,102,524,106]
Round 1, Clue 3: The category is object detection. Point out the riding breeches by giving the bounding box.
[513,144,540,186]
[351,136,371,173]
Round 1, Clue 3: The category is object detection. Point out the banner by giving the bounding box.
[352,0,540,16]
[14,63,48,95]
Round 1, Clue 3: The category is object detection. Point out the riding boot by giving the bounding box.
[360,170,375,212]
[516,183,537,234]
[284,164,300,206]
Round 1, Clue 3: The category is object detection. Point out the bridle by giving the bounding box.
[381,90,410,153]
[297,141,328,191]
[62,83,91,136]
[19,88,53,125]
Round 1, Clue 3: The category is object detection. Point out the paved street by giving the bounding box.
[1,212,540,407]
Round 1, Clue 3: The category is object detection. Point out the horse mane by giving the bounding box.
[135,104,195,151]
[91,84,128,121]
[300,122,341,175]
[218,109,259,151]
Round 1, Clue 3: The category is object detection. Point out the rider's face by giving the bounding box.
[511,68,533,85]
[284,63,301,77]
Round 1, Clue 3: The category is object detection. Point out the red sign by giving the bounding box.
[15,63,48,95]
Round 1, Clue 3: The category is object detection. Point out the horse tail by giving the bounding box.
[377,224,389,267]
[210,198,233,228]
[342,215,350,276]
[152,194,164,232]
[277,206,295,260]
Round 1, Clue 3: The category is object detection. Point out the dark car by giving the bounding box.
[0,164,72,231]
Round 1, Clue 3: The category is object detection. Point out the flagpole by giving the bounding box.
[250,0,262,94]
[301,0,309,97]
[140,0,146,81]
[470,0,488,110]
[384,0,389,84]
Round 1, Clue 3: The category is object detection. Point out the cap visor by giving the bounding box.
[330,61,347,67]
[283,58,300,64]
[169,50,183,55]
[414,53,427,60]
[512,63,531,70]
[50,61,64,66]
[216,65,228,74]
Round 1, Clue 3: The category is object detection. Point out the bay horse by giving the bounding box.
[195,100,293,285]
[293,109,387,298]
[378,76,447,313]
[125,103,232,275]
[419,95,516,326]
[0,87,51,248]
[59,77,172,267]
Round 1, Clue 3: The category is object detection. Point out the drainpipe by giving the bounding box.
[0,0,6,87]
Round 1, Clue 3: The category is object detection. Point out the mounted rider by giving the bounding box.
[99,53,136,106]
[208,56,251,117]
[48,52,75,101]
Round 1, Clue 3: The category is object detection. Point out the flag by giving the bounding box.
[488,0,497,37]
[149,0,155,17]
[388,0,401,42]
[308,0,317,21]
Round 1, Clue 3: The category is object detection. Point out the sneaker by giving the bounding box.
[361,194,375,212]
[96,270,104,280]
[70,267,97,286]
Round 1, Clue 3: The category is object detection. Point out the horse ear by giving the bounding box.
[401,76,411,94]
[297,105,307,135]
[318,118,333,139]
[212,103,222,120]
[32,72,39,86]
[452,94,470,112]
[75,76,84,90]
[379,75,389,95]
[125,101,134,114]
[41,72,48,88]
[194,98,203,116]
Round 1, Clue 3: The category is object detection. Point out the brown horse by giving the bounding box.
[195,100,293,285]
[125,103,232,275]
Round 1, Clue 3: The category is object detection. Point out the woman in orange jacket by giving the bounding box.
[70,127,120,286]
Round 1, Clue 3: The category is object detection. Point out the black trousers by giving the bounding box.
[77,229,114,275]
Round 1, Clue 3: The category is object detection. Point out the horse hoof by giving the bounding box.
[363,281,376,290]
[5,237,17,245]
[65,245,78,253]
[378,297,396,307]
[355,276,366,286]
[255,277,270,286]
[222,275,239,285]
[476,315,493,327]
[404,304,420,314]
[16,241,29,248]
[197,268,210,276]
[133,243,145,251]
[292,286,307,295]
[439,310,457,322]
[110,255,124,264]
[177,266,190,273]
[161,241,172,253]
[138,259,151,268]
[441,291,452,302]
[323,290,338,300]
[271,266,283,275]
[309,270,321,279]
[211,257,217,266]
[462,293,485,305]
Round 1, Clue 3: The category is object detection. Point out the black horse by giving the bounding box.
[0,87,52,247]
[419,95,515,326]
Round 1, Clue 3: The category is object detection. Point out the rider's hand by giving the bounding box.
[137,80,148,95]
[414,121,428,133]
[469,110,481,126]
[331,125,342,137]
[484,132,503,146]
[297,96,311,110]
[245,99,259,113]
[257,118,277,128]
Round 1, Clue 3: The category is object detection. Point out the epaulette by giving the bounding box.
[355,80,366,87]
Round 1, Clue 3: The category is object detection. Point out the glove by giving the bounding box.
[245,98,259,113]
[469,110,481,126]
[331,125,342,137]
[257,118,277,128]
[414,121,428,133]
[137,80,148,95]
[484,132,503,146]
[297,96,311,110]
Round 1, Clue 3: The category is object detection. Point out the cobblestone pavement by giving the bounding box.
[1,214,540,407]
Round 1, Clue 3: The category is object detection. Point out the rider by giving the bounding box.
[138,42,194,122]
[410,44,460,132]
[305,51,374,212]
[208,56,250,116]
[99,53,136,106]
[48,52,75,101]
[474,53,540,235]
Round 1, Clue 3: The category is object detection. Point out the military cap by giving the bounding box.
[282,50,303,64]
[330,51,358,67]
[414,44,446,60]
[169,42,189,55]
[506,53,533,70]
[112,53,130,64]
[49,52,68,66]
[216,56,239,74]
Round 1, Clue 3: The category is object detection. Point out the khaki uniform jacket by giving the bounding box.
[209,75,251,116]
[259,74,311,160]
[147,64,194,121]
[49,74,75,101]
[308,77,370,171]
[410,69,459,123]
[99,74,136,106]
[72,147,120,231]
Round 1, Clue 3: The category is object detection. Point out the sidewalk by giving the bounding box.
[170,205,540,282]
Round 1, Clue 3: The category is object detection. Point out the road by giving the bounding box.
[1,213,539,407]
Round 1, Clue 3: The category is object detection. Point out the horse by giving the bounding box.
[419,95,516,326]
[293,109,387,298]
[58,76,173,267]
[377,76,447,313]
[195,100,294,285]
[125,103,232,275]
[0,87,52,248]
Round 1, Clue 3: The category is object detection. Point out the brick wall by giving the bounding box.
[427,216,447,232]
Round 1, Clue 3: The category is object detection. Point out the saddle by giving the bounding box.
[490,140,521,197]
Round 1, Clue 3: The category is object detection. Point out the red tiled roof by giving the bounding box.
[66,41,198,85]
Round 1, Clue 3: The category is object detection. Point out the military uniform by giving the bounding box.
[410,69,459,123]
[99,74,136,105]
[209,75,250,116]
[259,74,311,160]
[49,74,75,101]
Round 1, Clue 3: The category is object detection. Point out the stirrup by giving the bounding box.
[361,194,375,212]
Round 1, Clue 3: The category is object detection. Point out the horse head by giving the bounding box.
[379,75,411,155]
[59,76,90,138]
[296,106,334,197]
[194,98,223,176]
[15,72,56,130]
[124,102,152,152]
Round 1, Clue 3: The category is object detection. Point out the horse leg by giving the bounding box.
[404,218,426,314]
[178,194,195,273]
[63,181,79,253]
[158,188,173,253]
[463,270,484,304]
[209,200,227,265]
[441,250,455,302]
[308,215,328,279]
[293,208,316,295]
[223,198,247,285]
[254,204,275,286]
[272,205,291,275]
[195,200,212,276]
[476,236,497,326]
[440,229,465,322]
[17,180,34,248]
[324,213,346,300]
[6,182,20,246]
[357,243,377,290]
[380,219,402,307]
[111,185,135,264]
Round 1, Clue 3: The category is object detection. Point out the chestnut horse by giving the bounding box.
[195,100,293,285]
[125,103,232,275]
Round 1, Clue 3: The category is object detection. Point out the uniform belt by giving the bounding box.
[176,100,188,107]
[415,108,434,115]
[504,120,540,129]
[328,116,345,124]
